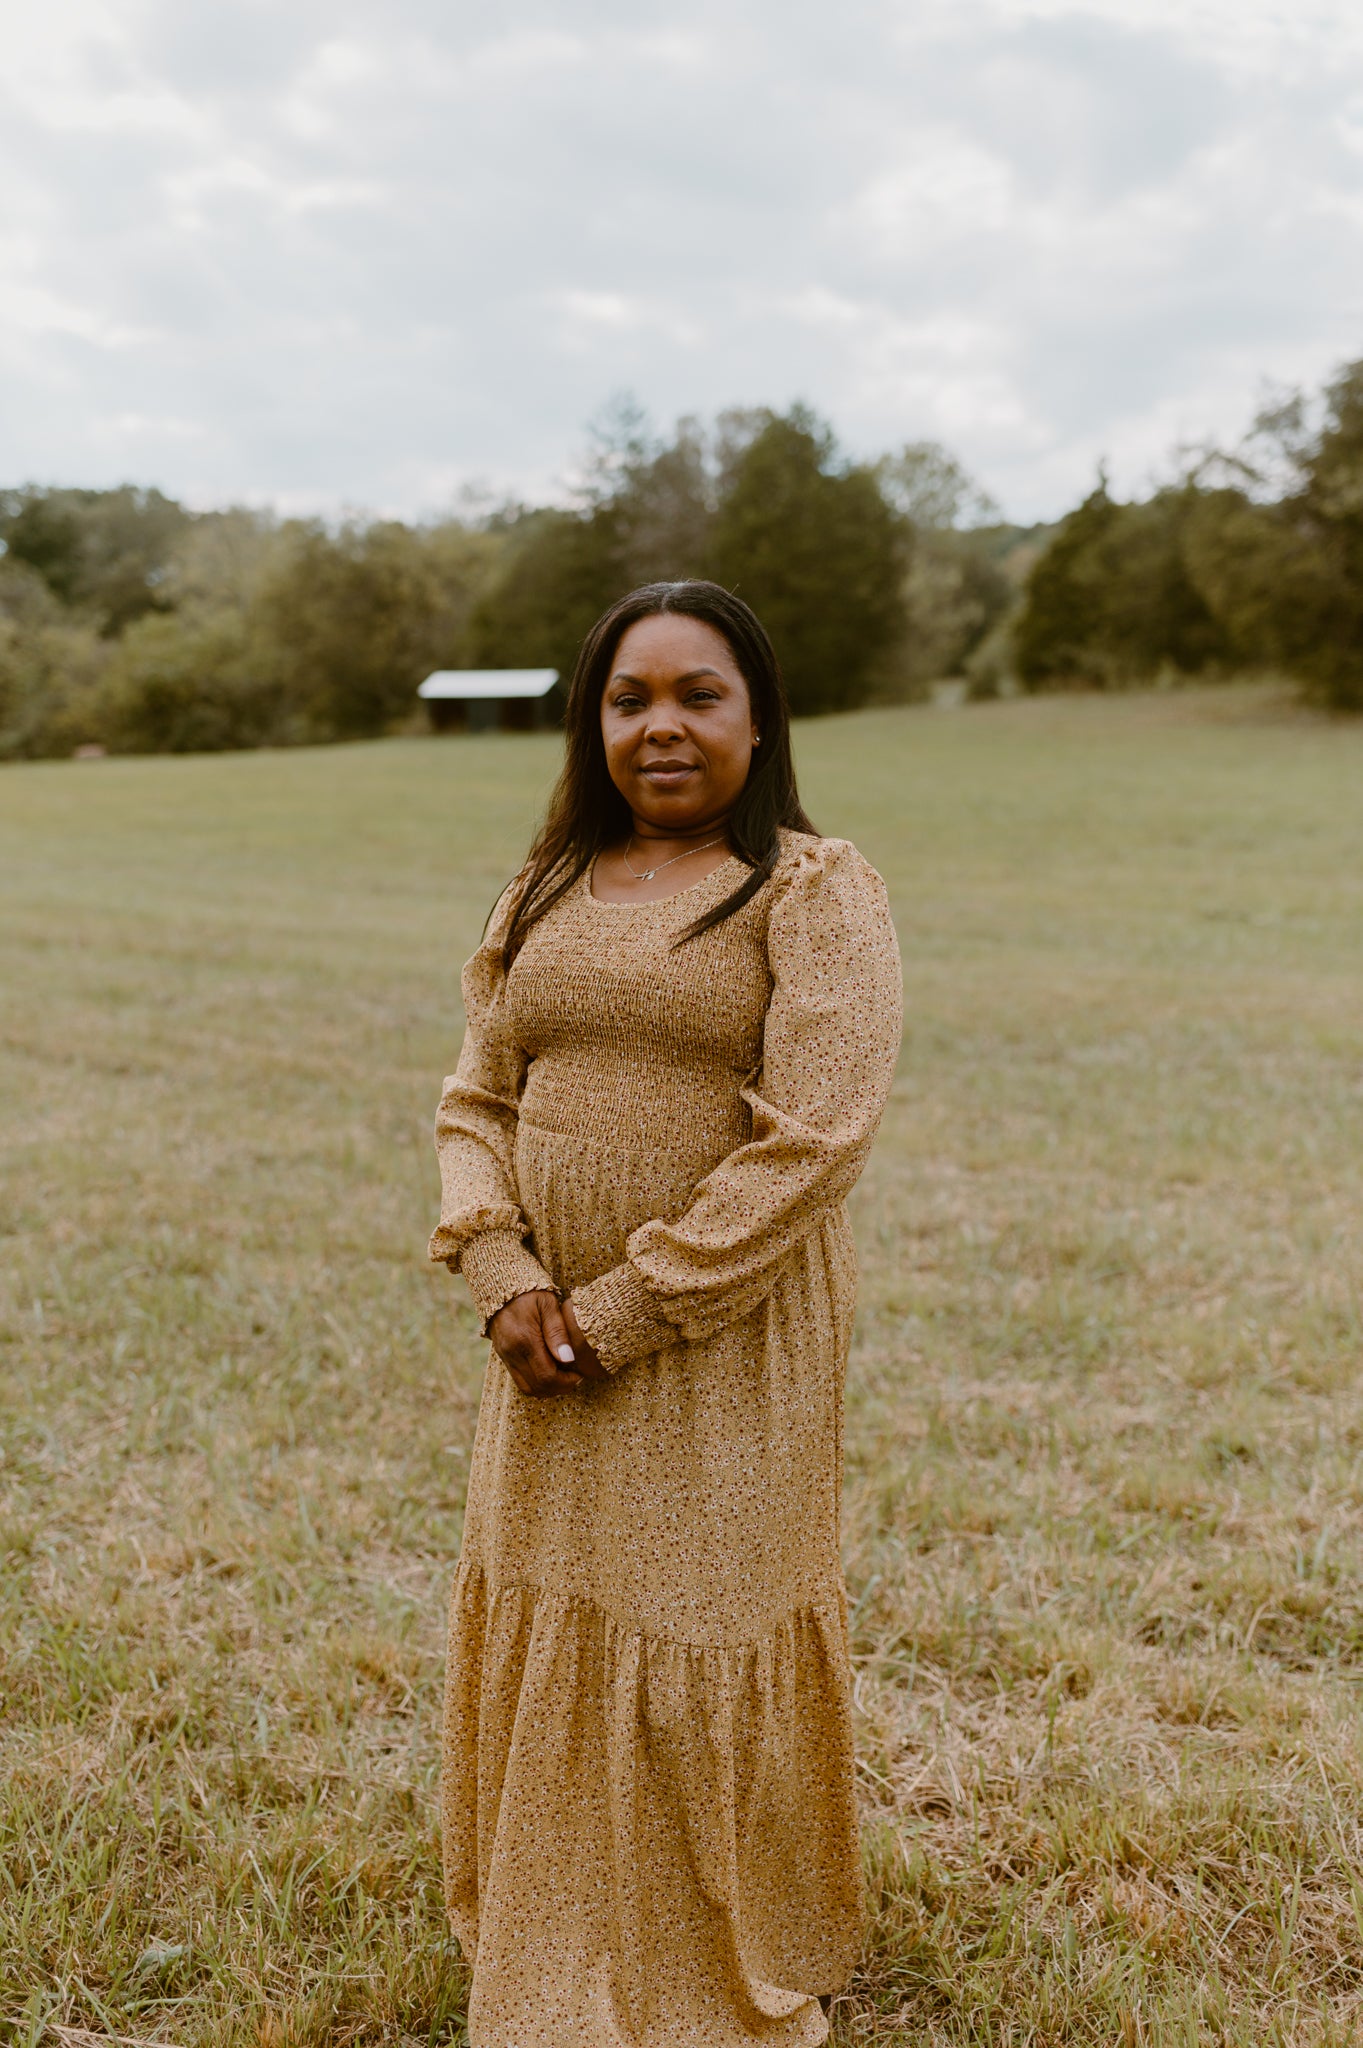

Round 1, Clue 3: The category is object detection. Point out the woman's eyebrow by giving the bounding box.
[609,666,727,685]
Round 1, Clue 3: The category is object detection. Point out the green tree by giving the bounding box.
[0,494,83,602]
[705,407,905,714]
[157,506,283,620]
[862,443,1008,697]
[0,485,191,635]
[255,519,495,739]
[467,507,622,683]
[877,441,998,532]
[1013,482,1227,690]
[575,397,714,587]
[613,428,713,587]
[1013,359,1363,710]
[1204,361,1363,709]
[101,610,282,754]
[0,559,109,759]
[890,533,1014,693]
[96,509,302,753]
[1012,483,1119,688]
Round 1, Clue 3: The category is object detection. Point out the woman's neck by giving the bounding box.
[628,811,733,848]
[589,815,734,903]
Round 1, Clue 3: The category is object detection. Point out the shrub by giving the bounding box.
[0,561,109,758]
[101,611,289,755]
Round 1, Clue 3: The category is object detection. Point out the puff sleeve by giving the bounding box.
[569,840,903,1370]
[428,886,557,1330]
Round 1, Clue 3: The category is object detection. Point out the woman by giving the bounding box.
[429,580,902,2047]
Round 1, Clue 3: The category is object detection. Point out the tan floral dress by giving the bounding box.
[429,830,903,2047]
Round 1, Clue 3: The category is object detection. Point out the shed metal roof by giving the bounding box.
[418,668,558,701]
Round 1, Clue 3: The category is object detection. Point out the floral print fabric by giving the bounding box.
[430,833,903,2046]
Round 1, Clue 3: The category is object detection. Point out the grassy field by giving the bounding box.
[2,685,1362,2046]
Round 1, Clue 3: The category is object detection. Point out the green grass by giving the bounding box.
[2,683,1362,2045]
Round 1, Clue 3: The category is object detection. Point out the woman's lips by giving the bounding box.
[638,762,698,784]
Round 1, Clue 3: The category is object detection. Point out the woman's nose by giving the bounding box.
[643,705,684,741]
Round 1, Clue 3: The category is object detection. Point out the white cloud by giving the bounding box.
[101,411,208,441]
[0,0,1359,519]
[846,137,1017,262]
[961,0,1363,79]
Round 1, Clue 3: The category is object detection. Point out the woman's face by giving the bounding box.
[600,614,759,834]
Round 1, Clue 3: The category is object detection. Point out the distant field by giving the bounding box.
[2,685,1362,2046]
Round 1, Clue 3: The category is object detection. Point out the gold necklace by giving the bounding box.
[621,833,726,883]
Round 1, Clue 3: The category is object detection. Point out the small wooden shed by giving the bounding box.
[417,668,559,733]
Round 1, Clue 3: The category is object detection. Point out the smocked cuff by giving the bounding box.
[569,1261,677,1374]
[457,1231,558,1333]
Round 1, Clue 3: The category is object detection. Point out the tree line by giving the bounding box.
[1,361,1359,760]
[1013,358,1363,712]
[0,405,1030,759]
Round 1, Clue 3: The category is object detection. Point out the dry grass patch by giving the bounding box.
[2,687,1361,2044]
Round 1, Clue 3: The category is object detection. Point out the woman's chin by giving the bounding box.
[632,790,710,828]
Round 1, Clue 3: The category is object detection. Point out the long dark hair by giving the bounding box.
[500,580,817,966]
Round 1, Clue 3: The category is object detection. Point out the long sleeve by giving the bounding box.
[570,840,903,1370]
[428,886,557,1329]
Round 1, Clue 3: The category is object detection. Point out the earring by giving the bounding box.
[752,733,761,745]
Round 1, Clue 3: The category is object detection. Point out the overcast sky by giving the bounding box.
[4,0,1362,523]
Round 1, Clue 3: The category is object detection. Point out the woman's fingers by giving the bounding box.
[488,1289,584,1398]
[526,1295,582,1392]
[539,1295,579,1370]
[509,1330,579,1396]
[503,1344,573,1396]
[485,1289,613,1398]
[561,1299,610,1380]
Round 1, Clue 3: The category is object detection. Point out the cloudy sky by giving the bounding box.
[4,0,1362,522]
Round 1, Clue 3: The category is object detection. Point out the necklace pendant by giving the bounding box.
[621,833,724,884]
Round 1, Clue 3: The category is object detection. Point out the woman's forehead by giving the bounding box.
[613,613,740,677]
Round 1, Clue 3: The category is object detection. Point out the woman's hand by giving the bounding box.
[489,1289,608,1398]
